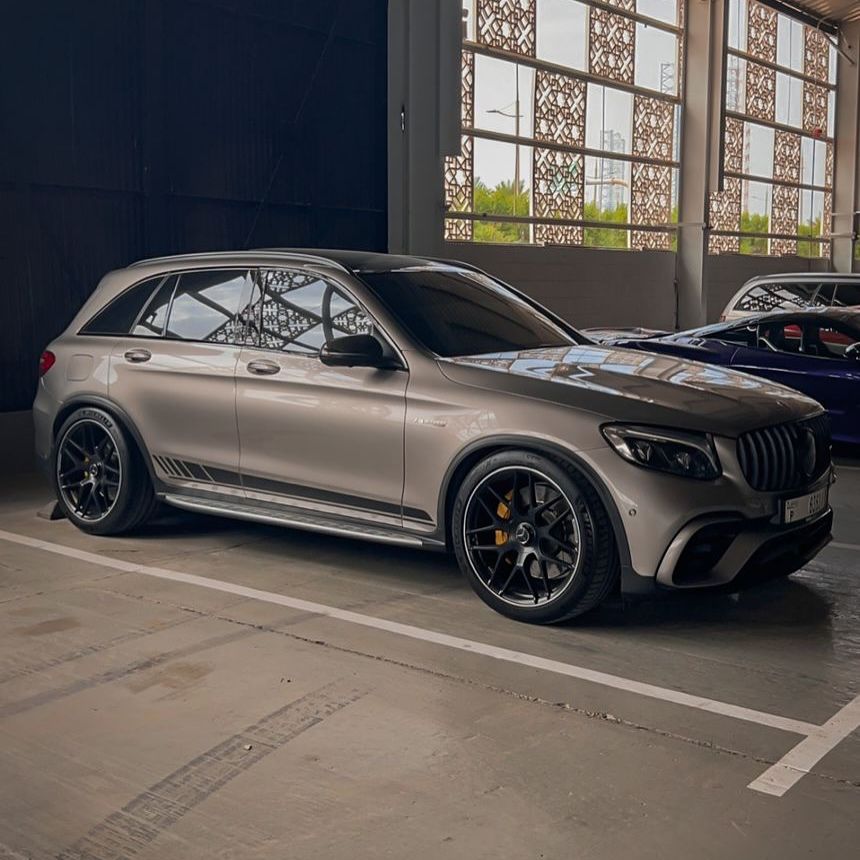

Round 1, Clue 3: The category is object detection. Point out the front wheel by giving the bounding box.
[53,407,157,535]
[452,450,619,624]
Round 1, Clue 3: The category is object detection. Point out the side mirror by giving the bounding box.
[319,334,397,369]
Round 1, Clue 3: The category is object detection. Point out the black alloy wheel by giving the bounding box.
[463,466,583,607]
[56,419,123,522]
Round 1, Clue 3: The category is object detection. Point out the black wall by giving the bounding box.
[0,0,388,411]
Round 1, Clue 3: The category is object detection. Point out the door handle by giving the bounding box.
[247,359,280,376]
[124,348,152,363]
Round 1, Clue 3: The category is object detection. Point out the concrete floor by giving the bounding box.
[0,413,858,859]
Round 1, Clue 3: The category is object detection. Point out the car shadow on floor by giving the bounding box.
[132,507,837,644]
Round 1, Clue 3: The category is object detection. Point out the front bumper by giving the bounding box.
[655,507,832,589]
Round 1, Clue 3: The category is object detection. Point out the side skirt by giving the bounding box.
[162,492,445,550]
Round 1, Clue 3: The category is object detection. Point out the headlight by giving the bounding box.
[602,424,721,480]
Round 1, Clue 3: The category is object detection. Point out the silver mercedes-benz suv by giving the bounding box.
[33,250,834,623]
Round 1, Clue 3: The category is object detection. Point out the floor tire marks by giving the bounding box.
[0,616,191,686]
[0,625,258,719]
[56,683,365,860]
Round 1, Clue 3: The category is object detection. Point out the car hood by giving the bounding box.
[439,344,821,437]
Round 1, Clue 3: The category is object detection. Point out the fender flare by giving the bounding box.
[52,395,161,490]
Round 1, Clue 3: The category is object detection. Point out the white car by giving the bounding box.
[721,274,860,322]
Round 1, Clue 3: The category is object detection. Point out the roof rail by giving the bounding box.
[128,249,351,273]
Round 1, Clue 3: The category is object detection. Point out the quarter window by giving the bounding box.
[80,276,165,336]
[252,269,373,355]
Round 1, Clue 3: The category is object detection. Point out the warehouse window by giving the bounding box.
[444,0,684,250]
[709,0,836,258]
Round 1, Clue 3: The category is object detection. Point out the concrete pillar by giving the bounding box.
[831,21,859,274]
[388,0,460,256]
[676,0,724,329]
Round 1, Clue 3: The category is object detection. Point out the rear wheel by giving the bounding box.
[452,450,618,624]
[54,407,157,535]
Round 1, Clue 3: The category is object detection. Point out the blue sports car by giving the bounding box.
[595,308,860,446]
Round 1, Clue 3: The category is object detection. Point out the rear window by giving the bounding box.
[735,282,822,313]
[79,276,165,336]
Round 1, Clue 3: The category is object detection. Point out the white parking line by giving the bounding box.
[748,694,860,797]
[0,528,854,795]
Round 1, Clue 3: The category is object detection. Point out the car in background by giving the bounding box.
[603,308,860,445]
[721,274,860,322]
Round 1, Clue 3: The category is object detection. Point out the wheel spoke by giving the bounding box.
[498,564,521,596]
[527,474,536,512]
[472,543,504,552]
[539,558,552,599]
[520,561,539,602]
[544,510,571,532]
[486,551,508,587]
[76,483,93,515]
[534,493,562,516]
[466,524,499,536]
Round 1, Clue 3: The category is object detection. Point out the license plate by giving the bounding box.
[782,486,829,524]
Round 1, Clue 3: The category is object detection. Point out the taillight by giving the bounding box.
[39,350,56,377]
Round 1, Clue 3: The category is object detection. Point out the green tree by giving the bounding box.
[739,211,769,255]
[797,219,823,258]
[583,201,629,248]
[473,179,530,243]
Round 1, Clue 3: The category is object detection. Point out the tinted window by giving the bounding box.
[358,270,575,357]
[758,321,803,354]
[252,269,373,354]
[736,283,822,313]
[715,325,756,347]
[164,270,254,343]
[803,320,860,359]
[133,275,177,337]
[833,284,860,308]
[80,276,164,335]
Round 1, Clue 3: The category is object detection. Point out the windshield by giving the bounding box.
[358,268,579,357]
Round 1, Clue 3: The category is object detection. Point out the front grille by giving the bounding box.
[737,414,831,492]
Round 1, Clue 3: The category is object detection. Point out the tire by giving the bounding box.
[452,449,619,624]
[53,407,158,536]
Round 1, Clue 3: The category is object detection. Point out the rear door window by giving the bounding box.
[80,276,165,336]
[132,275,177,337]
[832,283,860,308]
[736,282,822,313]
[803,320,860,359]
[163,270,255,343]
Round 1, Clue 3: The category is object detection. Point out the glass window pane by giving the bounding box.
[166,271,252,343]
[775,73,802,128]
[726,55,746,113]
[133,276,176,338]
[82,276,164,336]
[584,156,630,220]
[727,0,747,52]
[257,271,371,354]
[800,137,826,186]
[636,0,678,26]
[833,284,860,307]
[473,138,531,243]
[635,24,678,95]
[585,84,633,153]
[536,0,587,71]
[776,15,803,72]
[745,123,774,179]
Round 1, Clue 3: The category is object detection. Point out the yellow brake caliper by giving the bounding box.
[495,490,514,546]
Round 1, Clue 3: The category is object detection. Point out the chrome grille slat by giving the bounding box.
[737,416,831,492]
